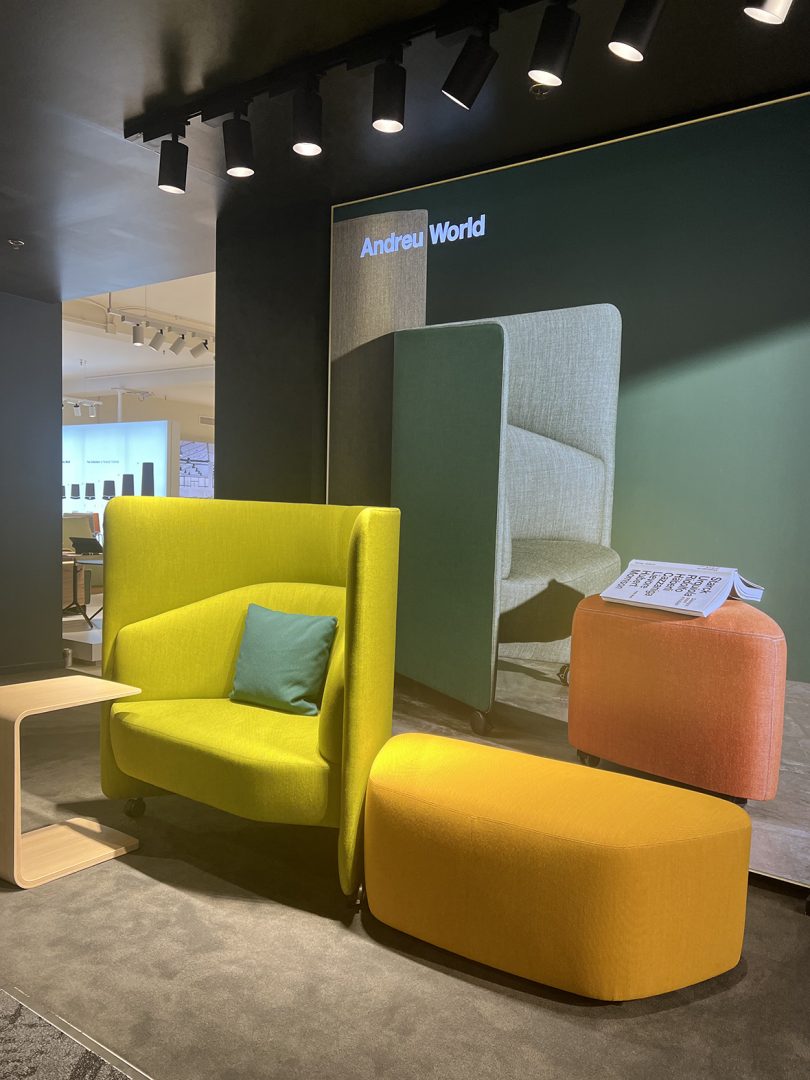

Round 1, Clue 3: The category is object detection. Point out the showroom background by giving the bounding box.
[330,95,810,678]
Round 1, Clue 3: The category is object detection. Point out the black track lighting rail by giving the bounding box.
[124,0,539,142]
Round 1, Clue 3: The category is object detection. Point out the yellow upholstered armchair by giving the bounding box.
[101,497,400,895]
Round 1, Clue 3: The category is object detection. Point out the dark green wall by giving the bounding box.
[335,97,810,679]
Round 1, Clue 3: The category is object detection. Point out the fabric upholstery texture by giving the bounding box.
[391,305,621,709]
[365,733,751,1002]
[111,698,337,825]
[505,426,607,544]
[102,497,400,894]
[568,596,787,800]
[230,604,337,716]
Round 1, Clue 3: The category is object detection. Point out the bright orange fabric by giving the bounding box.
[568,596,786,800]
[365,734,750,1001]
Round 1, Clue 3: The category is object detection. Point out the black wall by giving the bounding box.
[216,200,331,503]
[0,290,62,672]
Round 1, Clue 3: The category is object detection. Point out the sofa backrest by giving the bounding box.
[103,497,365,670]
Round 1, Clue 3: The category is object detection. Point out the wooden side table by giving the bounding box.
[0,675,140,889]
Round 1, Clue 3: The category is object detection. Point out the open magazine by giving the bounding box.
[601,559,764,617]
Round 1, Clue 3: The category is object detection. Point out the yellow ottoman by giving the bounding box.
[365,734,751,1001]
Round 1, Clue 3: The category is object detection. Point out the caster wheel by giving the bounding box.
[124,797,146,819]
[470,710,492,736]
[557,663,570,687]
[576,750,601,768]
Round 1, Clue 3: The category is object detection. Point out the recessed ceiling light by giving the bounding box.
[7,239,24,251]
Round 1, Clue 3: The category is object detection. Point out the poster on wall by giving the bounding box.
[62,420,179,521]
[179,440,215,498]
[326,94,810,886]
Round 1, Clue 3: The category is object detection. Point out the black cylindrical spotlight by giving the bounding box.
[372,58,406,133]
[223,114,255,177]
[442,32,499,110]
[292,86,323,156]
[609,0,667,62]
[528,3,580,87]
[158,134,188,194]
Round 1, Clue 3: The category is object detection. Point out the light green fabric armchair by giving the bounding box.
[101,497,400,895]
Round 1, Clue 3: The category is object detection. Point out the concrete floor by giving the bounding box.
[0,669,808,1080]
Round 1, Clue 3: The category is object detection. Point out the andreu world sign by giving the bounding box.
[359,213,486,258]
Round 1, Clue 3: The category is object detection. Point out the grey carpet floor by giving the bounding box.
[0,671,808,1080]
[0,989,127,1080]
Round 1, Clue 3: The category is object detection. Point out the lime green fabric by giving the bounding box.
[110,698,337,825]
[111,581,347,764]
[230,604,337,716]
[101,498,400,895]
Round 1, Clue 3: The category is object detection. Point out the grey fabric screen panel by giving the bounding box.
[392,324,505,712]
[328,210,428,505]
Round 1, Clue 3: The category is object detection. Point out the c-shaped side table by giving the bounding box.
[0,675,140,889]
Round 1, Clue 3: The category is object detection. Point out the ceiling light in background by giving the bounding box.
[743,0,793,23]
[292,83,323,156]
[157,132,189,193]
[190,339,210,359]
[442,31,499,110]
[73,404,81,417]
[89,406,97,418]
[608,0,667,62]
[148,328,165,351]
[132,323,145,346]
[169,334,186,355]
[223,112,255,177]
[528,1,580,87]
[372,53,407,133]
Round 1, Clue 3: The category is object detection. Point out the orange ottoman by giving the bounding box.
[568,596,786,801]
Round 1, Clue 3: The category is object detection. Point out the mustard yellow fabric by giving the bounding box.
[365,734,751,1001]
[101,497,400,895]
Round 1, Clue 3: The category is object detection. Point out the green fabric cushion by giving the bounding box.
[230,603,337,715]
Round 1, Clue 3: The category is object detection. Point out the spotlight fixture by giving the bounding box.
[528,1,580,88]
[169,334,186,355]
[223,111,255,177]
[608,0,666,62]
[190,339,210,359]
[73,404,81,417]
[132,323,145,347]
[157,132,188,193]
[743,0,793,22]
[442,30,499,110]
[372,52,407,133]
[85,483,95,499]
[292,82,323,156]
[89,406,97,418]
[148,328,165,351]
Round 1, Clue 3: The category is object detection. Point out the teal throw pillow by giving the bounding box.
[230,604,338,716]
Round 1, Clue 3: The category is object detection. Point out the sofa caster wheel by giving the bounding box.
[471,710,492,736]
[576,750,600,768]
[124,797,146,819]
[557,663,570,686]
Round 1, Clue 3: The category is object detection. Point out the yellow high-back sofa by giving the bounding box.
[101,497,400,895]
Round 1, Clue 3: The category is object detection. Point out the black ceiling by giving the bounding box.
[0,0,807,303]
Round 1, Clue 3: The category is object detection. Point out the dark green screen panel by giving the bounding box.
[392,324,504,712]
